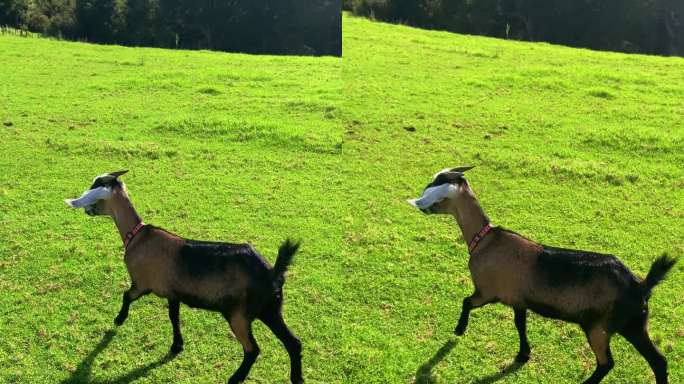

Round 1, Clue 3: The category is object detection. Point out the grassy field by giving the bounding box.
[0,35,342,383]
[1,12,683,384]
[340,13,684,384]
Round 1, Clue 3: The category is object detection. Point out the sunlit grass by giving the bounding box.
[0,35,342,383]
[0,13,683,384]
[339,13,684,384]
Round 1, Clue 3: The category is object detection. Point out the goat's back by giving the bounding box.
[178,240,272,281]
[535,246,640,291]
[470,228,645,325]
[528,245,643,324]
[125,226,278,316]
[171,240,276,312]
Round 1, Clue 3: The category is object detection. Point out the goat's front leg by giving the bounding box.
[114,283,149,326]
[454,291,495,336]
[514,308,531,363]
[168,299,184,355]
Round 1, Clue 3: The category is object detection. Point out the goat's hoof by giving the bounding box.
[169,342,184,355]
[515,352,530,364]
[113,316,126,326]
[454,325,466,336]
[227,377,244,384]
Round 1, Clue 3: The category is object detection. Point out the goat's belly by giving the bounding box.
[151,287,171,298]
[526,300,579,322]
[525,299,605,324]
[173,290,239,312]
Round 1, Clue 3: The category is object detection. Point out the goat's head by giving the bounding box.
[408,166,474,214]
[65,170,128,216]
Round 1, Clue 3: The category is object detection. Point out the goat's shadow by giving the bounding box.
[415,340,457,384]
[470,361,523,384]
[61,329,175,384]
[415,339,523,384]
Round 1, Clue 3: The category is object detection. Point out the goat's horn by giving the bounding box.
[450,166,475,173]
[109,170,129,178]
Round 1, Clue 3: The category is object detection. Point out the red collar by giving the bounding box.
[124,222,145,250]
[468,223,493,254]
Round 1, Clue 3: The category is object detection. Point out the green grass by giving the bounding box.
[0,37,342,383]
[340,13,684,384]
[1,13,684,384]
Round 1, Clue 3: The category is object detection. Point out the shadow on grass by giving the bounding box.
[415,339,524,384]
[471,361,524,384]
[61,329,175,384]
[415,340,457,384]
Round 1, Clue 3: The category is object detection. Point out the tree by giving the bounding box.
[75,0,119,42]
[0,0,29,27]
[31,0,77,38]
[350,0,684,56]
[123,0,162,45]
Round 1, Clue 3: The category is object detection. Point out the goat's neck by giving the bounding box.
[451,185,490,249]
[108,190,143,245]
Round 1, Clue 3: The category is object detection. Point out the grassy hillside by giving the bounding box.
[0,36,342,383]
[1,13,683,384]
[340,13,684,384]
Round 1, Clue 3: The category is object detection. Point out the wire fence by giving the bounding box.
[0,27,41,38]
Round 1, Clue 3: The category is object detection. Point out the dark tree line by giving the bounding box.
[0,0,341,56]
[345,0,684,57]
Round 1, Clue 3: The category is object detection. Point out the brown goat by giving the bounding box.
[410,167,676,384]
[66,171,303,384]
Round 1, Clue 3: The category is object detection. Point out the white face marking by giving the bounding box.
[94,173,111,182]
[433,168,452,179]
[64,186,113,208]
[407,183,460,210]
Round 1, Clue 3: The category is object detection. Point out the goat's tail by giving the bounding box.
[643,254,677,298]
[273,238,300,287]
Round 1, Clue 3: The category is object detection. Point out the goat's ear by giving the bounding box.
[109,170,129,178]
[450,166,474,173]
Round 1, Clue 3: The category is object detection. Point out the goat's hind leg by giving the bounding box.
[620,324,668,384]
[224,311,260,384]
[454,290,496,336]
[260,307,303,384]
[114,283,149,326]
[581,325,614,384]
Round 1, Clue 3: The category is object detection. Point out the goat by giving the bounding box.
[65,170,304,384]
[408,166,677,384]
